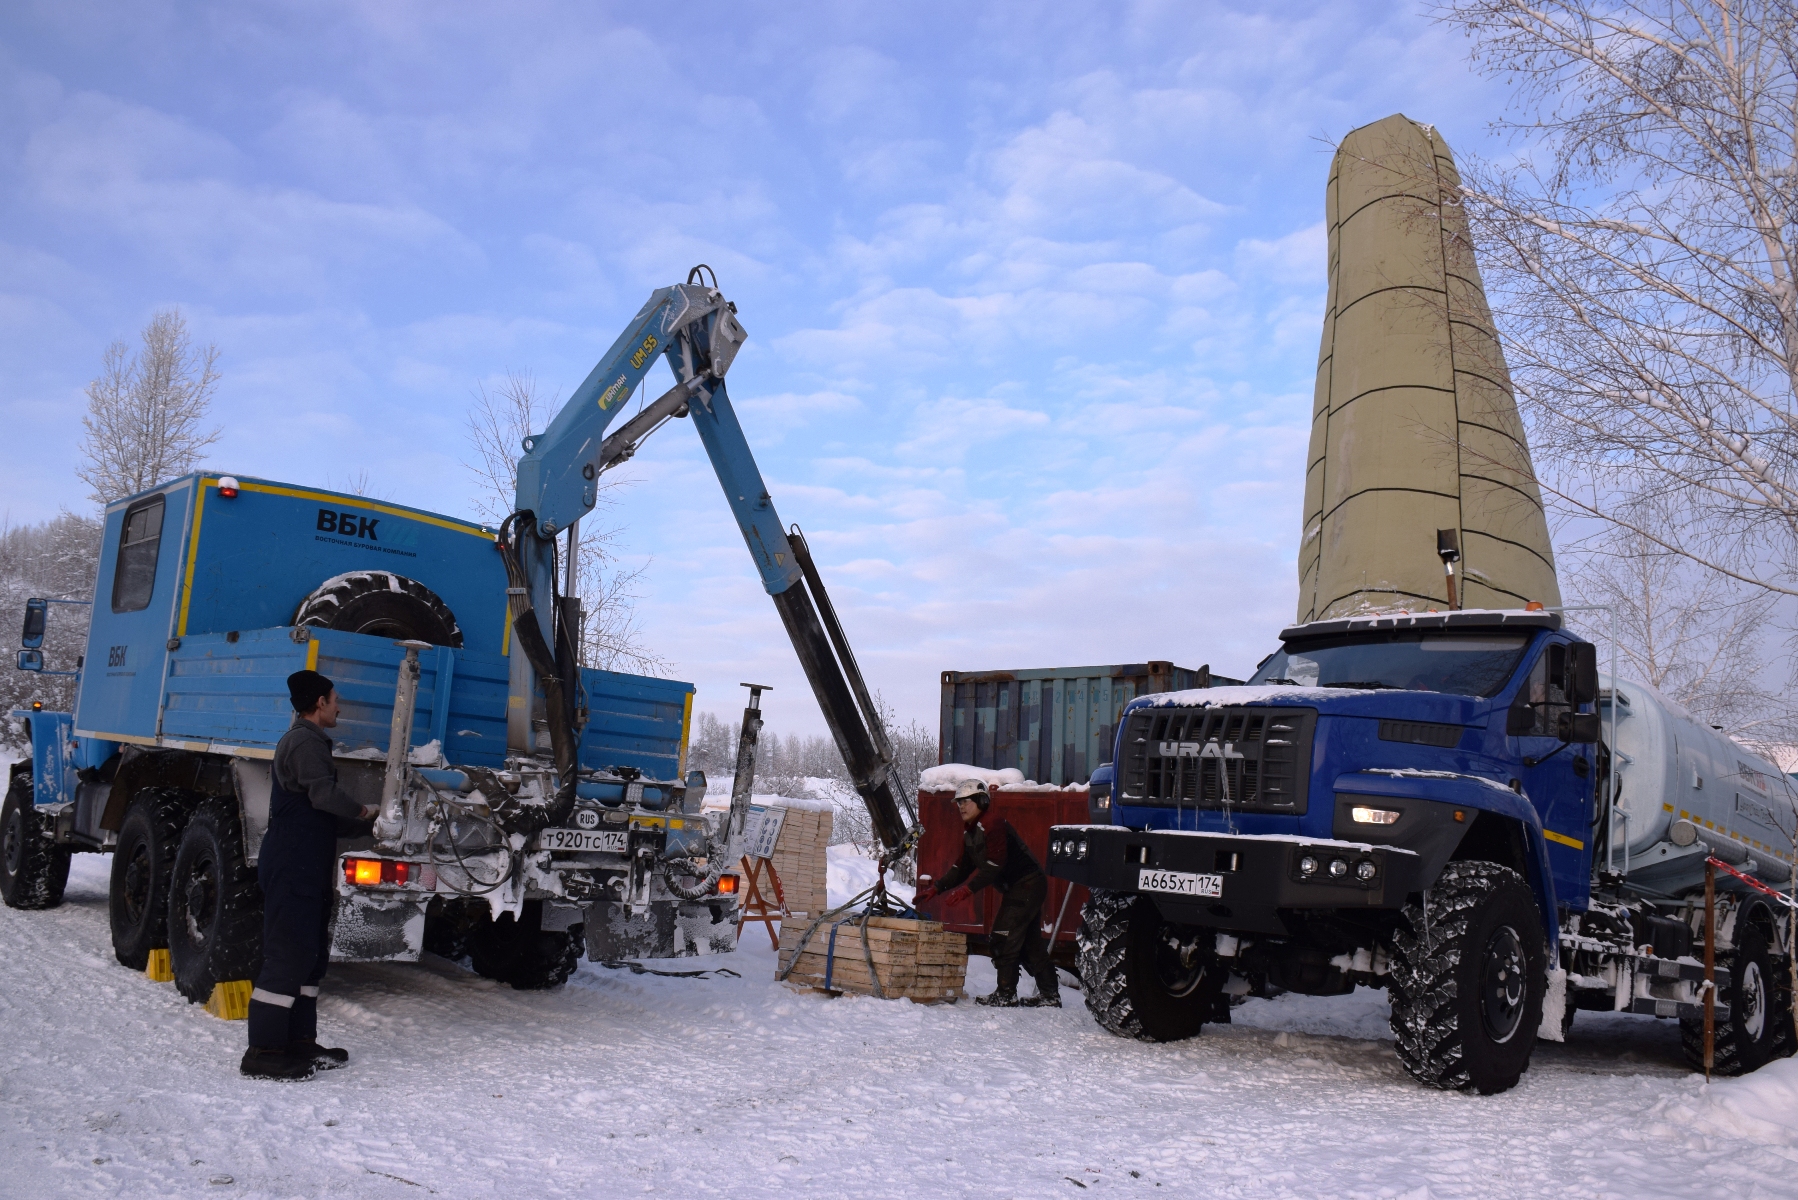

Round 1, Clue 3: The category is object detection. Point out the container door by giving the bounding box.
[75,482,194,741]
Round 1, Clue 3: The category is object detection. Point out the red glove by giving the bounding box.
[914,882,938,904]
[939,885,971,908]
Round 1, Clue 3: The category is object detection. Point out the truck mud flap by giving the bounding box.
[331,891,428,962]
[584,900,737,961]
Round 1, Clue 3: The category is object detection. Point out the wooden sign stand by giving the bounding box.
[736,855,789,949]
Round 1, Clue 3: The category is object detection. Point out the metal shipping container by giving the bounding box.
[938,662,1242,786]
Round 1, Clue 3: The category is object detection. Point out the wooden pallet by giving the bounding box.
[778,915,968,1003]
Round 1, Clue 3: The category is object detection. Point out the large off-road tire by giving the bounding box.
[1075,888,1222,1042]
[294,572,463,647]
[423,896,484,961]
[109,790,188,969]
[1390,860,1547,1095]
[1,772,70,910]
[468,900,581,990]
[168,799,264,1003]
[1681,918,1794,1076]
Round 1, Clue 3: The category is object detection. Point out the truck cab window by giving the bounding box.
[1509,645,1570,737]
[111,495,165,613]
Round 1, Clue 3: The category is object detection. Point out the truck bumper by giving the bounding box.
[1047,824,1423,936]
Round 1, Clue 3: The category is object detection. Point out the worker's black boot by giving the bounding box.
[291,1041,350,1069]
[240,1046,315,1081]
[288,993,347,1069]
[1021,967,1062,1007]
[979,963,1022,1007]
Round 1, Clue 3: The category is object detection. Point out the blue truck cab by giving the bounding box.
[1051,608,1607,1094]
[4,472,733,1002]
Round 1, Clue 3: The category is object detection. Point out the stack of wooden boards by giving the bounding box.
[778,916,968,1003]
[763,803,831,921]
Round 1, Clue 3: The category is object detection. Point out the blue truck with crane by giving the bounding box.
[1051,608,1797,1092]
[2,269,911,1004]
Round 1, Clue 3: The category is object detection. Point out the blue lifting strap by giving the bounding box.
[823,918,854,992]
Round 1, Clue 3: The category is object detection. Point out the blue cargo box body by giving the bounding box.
[579,670,695,781]
[75,473,509,744]
[70,472,695,778]
[156,628,509,765]
[938,662,1243,786]
[114,627,692,775]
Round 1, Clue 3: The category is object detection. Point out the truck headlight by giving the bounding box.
[1076,840,1089,860]
[1051,840,1063,856]
[1299,855,1319,876]
[1328,858,1348,878]
[1356,860,1377,881]
[1350,806,1401,825]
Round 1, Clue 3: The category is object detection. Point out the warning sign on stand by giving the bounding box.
[742,804,786,861]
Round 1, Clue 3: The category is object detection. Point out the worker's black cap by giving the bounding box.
[287,669,334,714]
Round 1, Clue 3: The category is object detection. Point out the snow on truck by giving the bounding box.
[1051,608,1798,1093]
[2,269,912,1007]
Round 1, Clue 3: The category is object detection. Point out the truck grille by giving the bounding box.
[1119,706,1316,814]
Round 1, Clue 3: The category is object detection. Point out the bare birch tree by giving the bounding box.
[1562,499,1798,751]
[1437,0,1798,598]
[78,309,221,505]
[464,370,665,675]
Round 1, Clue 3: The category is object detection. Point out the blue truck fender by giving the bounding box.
[1334,769,1561,953]
[9,709,74,807]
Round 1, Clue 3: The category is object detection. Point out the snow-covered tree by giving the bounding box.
[77,309,220,506]
[1441,0,1798,601]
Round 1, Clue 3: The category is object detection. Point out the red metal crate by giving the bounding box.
[914,787,1091,958]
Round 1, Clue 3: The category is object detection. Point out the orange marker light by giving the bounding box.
[716,874,739,895]
[351,859,382,886]
[217,475,241,498]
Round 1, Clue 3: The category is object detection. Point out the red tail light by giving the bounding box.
[344,858,413,886]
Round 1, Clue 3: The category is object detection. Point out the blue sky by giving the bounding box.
[0,1,1519,735]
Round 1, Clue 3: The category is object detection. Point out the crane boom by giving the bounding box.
[503,271,913,852]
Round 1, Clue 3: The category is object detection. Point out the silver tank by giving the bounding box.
[1604,674,1796,884]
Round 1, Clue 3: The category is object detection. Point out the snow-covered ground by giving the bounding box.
[4,854,1797,1198]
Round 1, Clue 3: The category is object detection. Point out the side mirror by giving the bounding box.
[1568,643,1599,705]
[17,649,43,672]
[1557,711,1601,744]
[21,598,46,649]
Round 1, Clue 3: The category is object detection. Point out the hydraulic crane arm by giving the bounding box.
[505,269,914,852]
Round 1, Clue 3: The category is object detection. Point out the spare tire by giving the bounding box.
[293,572,463,647]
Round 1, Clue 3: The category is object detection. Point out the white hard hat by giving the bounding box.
[954,778,990,806]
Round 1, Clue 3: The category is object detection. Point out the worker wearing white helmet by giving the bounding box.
[916,778,1059,1007]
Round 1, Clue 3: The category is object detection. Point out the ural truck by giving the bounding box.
[1,270,912,1005]
[1050,608,1796,1093]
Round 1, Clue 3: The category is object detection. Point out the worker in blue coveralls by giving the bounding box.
[241,669,378,1080]
[916,778,1061,1008]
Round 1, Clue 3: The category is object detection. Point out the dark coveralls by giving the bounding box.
[936,809,1057,997]
[247,718,366,1050]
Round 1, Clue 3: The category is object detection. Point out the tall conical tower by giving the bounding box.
[1298,114,1560,622]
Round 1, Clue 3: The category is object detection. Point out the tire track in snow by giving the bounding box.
[2,856,1794,1197]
